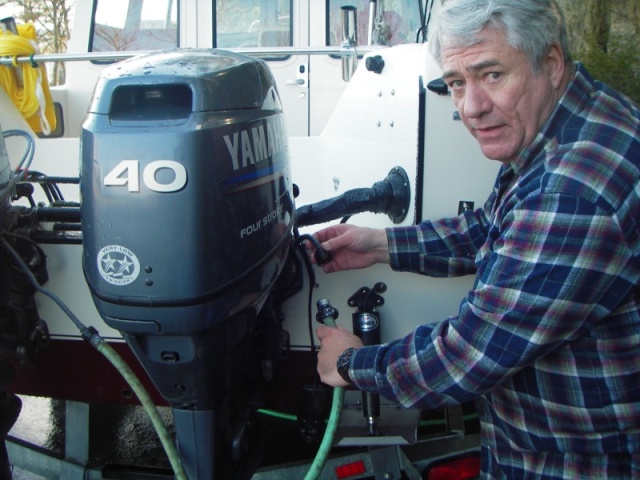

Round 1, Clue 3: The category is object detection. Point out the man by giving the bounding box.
[311,0,640,478]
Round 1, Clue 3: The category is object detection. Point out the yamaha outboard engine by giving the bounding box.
[81,49,294,479]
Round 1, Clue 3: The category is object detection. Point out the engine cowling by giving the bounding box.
[81,49,294,337]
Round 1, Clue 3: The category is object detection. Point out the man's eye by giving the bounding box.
[486,72,502,82]
[449,80,464,89]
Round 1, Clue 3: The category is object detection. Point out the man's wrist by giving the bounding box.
[336,347,357,385]
[376,229,391,264]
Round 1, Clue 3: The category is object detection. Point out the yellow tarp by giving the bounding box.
[0,22,56,135]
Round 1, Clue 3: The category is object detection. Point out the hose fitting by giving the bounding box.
[316,298,339,326]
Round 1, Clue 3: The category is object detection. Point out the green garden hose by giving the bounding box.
[89,336,188,480]
[304,298,345,480]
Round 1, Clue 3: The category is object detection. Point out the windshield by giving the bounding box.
[327,0,423,46]
[91,0,178,52]
[215,0,292,48]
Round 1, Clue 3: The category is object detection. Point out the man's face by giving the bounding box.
[441,26,559,164]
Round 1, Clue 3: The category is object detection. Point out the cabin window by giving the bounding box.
[326,0,422,47]
[214,0,292,49]
[91,0,179,53]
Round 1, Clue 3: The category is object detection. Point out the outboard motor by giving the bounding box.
[81,49,294,479]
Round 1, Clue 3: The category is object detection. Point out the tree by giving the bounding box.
[559,0,640,104]
[0,0,74,85]
[589,0,610,52]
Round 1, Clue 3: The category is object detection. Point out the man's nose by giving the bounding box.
[462,84,490,118]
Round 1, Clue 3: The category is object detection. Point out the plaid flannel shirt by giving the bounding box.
[348,63,640,479]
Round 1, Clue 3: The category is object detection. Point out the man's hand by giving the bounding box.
[316,324,364,387]
[307,224,390,273]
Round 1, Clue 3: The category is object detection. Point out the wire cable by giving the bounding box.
[294,231,320,352]
[3,129,35,184]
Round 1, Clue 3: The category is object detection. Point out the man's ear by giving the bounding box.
[545,42,566,89]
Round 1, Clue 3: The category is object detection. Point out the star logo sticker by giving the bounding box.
[97,245,141,285]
